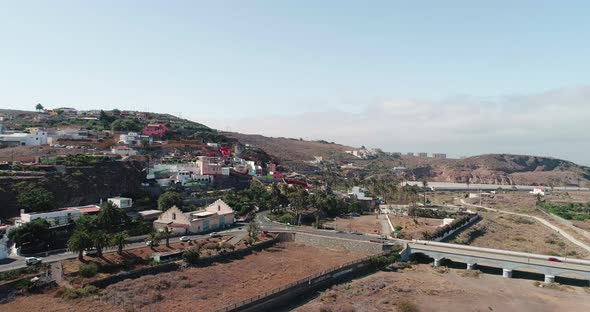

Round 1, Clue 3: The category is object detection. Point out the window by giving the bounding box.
[172,213,176,220]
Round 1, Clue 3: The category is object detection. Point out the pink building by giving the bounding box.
[142,124,168,138]
[196,156,222,175]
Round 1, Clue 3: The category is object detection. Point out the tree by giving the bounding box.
[91,231,110,257]
[111,118,141,131]
[35,103,44,112]
[158,191,183,210]
[68,231,93,261]
[146,231,161,248]
[161,227,172,247]
[16,187,56,212]
[8,219,50,248]
[422,180,429,206]
[247,221,260,242]
[95,201,129,233]
[111,231,129,255]
[183,246,202,264]
[287,186,309,225]
[99,110,116,128]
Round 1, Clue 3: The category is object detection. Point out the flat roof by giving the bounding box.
[191,211,217,218]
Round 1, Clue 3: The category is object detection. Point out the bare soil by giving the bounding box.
[324,215,383,235]
[388,216,443,240]
[451,211,590,258]
[295,264,590,312]
[1,242,365,312]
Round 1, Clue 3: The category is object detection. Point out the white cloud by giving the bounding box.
[201,86,590,165]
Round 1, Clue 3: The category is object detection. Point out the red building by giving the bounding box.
[142,124,168,138]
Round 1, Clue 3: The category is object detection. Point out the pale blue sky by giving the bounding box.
[1,1,589,164]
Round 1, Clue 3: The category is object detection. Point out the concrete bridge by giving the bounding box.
[401,240,590,283]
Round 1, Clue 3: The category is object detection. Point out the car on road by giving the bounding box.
[25,257,42,266]
[180,236,191,242]
[83,248,99,257]
[146,240,159,247]
[547,257,562,262]
[209,232,221,237]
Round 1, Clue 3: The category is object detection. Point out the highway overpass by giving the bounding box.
[401,240,590,283]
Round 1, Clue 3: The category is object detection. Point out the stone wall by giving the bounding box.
[277,232,385,254]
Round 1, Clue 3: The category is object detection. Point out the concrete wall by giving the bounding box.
[278,232,385,254]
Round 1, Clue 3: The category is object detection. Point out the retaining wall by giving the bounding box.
[277,232,386,254]
[433,215,480,242]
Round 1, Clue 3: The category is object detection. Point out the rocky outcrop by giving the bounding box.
[0,160,146,218]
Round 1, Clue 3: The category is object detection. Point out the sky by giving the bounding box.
[1,1,589,164]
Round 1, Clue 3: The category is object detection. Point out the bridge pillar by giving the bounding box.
[502,269,513,278]
[544,275,555,284]
[433,258,441,267]
[466,263,476,270]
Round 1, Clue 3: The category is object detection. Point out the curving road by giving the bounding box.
[460,199,590,254]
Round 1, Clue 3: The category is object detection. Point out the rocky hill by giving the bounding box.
[0,160,146,218]
[404,154,590,187]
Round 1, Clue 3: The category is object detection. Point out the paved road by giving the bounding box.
[461,199,590,254]
[0,228,246,273]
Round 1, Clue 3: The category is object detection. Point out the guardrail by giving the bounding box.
[214,252,387,312]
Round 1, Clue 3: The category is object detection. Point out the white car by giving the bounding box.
[209,232,221,238]
[25,257,42,266]
[180,236,191,242]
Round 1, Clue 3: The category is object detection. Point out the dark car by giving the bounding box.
[547,257,562,262]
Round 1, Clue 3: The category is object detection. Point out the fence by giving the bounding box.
[214,252,388,312]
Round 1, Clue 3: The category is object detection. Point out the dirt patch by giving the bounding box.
[0,242,365,312]
[451,212,589,258]
[324,215,383,235]
[295,265,590,312]
[389,215,443,239]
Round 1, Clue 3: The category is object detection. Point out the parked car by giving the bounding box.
[83,248,99,257]
[180,236,191,242]
[146,240,159,246]
[25,257,42,266]
[209,232,221,238]
[350,213,361,217]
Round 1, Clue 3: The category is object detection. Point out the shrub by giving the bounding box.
[79,264,98,278]
[60,286,100,300]
[183,247,201,265]
[397,300,420,312]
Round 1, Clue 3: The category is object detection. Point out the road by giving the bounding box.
[460,199,590,254]
[0,227,246,273]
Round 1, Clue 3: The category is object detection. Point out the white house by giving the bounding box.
[57,128,89,140]
[16,208,81,227]
[0,128,48,146]
[111,145,137,156]
[108,197,133,209]
[118,132,153,146]
[153,199,235,234]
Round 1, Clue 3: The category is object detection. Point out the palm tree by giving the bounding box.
[68,231,92,261]
[422,180,429,206]
[162,227,172,247]
[111,231,129,255]
[96,201,129,233]
[147,231,161,248]
[35,103,44,112]
[92,231,110,257]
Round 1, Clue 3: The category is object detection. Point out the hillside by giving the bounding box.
[404,154,590,187]
[2,109,588,187]
[222,133,590,187]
